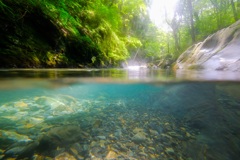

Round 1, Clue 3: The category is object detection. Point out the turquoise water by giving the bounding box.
[0,69,240,159]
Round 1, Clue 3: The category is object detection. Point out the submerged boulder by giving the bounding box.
[175,20,240,71]
[2,125,84,159]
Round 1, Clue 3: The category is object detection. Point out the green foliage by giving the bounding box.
[0,0,136,67]
[45,52,68,67]
[0,0,8,11]
[154,0,240,66]
[43,0,131,66]
[123,36,142,50]
[193,0,236,41]
[1,0,239,68]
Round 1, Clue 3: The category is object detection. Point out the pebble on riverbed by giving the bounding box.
[0,94,220,160]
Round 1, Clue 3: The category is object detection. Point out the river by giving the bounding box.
[0,68,240,159]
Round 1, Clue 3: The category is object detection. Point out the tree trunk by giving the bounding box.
[167,34,170,54]
[210,0,221,29]
[173,30,180,52]
[238,0,240,11]
[164,7,180,53]
[187,0,195,43]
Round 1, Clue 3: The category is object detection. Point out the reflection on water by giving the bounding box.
[1,68,240,82]
[0,68,173,82]
[176,69,240,81]
[0,69,240,159]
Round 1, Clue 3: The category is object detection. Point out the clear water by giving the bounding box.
[0,69,240,160]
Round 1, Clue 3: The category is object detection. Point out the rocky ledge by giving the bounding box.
[175,20,240,71]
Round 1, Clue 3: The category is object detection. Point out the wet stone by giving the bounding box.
[165,147,175,155]
[54,152,76,160]
[132,132,147,143]
[149,129,159,136]
[0,90,230,160]
[97,136,106,140]
[105,150,117,159]
[139,152,148,157]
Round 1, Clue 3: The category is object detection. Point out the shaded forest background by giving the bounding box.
[0,0,239,68]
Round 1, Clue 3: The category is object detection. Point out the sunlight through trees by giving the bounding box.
[0,0,239,68]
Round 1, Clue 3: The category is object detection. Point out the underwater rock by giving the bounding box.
[0,118,18,130]
[54,152,77,160]
[0,95,87,137]
[149,129,159,136]
[69,143,86,159]
[114,129,122,138]
[0,130,32,148]
[131,127,148,143]
[165,147,175,155]
[37,125,83,151]
[97,136,106,140]
[3,125,84,159]
[159,133,173,144]
[138,152,148,157]
[4,141,39,159]
[105,150,118,159]
[133,127,144,133]
[34,95,84,116]
[132,132,147,143]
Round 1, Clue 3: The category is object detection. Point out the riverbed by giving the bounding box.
[0,69,240,159]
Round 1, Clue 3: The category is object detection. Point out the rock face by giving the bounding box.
[176,20,240,71]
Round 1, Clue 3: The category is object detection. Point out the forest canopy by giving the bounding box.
[0,0,239,68]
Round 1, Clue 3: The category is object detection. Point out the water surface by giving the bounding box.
[0,69,240,160]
